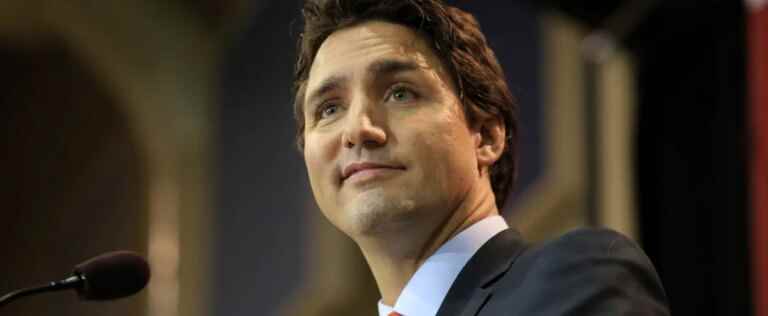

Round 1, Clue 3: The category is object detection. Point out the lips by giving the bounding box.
[341,162,404,181]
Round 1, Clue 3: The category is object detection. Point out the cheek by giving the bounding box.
[303,133,340,197]
[303,150,323,202]
[407,114,477,182]
[305,130,340,161]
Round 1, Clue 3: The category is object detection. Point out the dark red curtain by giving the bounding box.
[748,2,768,316]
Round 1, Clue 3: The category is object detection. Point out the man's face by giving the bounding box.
[303,21,483,236]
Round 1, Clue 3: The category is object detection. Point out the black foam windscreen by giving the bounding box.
[73,251,150,300]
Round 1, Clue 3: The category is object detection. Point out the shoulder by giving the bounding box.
[485,227,670,314]
[519,227,662,285]
[533,227,650,263]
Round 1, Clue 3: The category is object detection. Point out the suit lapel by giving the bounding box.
[436,228,527,316]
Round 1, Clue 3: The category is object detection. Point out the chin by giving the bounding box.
[341,188,418,236]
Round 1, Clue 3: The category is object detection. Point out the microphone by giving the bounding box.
[0,251,150,308]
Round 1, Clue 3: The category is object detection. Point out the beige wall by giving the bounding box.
[1,1,219,315]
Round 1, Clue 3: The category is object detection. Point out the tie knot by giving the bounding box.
[388,312,403,316]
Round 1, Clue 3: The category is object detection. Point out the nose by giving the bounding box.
[341,100,387,149]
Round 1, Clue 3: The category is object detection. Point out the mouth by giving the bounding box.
[341,162,405,182]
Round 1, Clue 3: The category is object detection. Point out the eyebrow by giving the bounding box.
[305,59,421,109]
[306,75,345,110]
[367,59,420,78]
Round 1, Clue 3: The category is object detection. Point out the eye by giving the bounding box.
[386,85,417,103]
[318,102,341,120]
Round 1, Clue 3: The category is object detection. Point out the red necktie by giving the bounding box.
[388,312,403,316]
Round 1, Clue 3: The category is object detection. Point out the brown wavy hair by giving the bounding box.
[293,0,519,208]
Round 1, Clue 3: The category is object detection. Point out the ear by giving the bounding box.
[473,117,506,172]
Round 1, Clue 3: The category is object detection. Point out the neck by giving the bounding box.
[354,183,499,306]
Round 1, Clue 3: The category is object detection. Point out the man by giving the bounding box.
[293,0,670,315]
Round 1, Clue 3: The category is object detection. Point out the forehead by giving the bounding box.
[306,20,448,95]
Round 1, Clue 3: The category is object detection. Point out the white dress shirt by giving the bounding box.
[377,215,509,316]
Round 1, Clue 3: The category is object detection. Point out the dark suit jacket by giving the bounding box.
[435,228,670,316]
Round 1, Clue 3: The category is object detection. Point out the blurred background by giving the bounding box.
[1,0,765,315]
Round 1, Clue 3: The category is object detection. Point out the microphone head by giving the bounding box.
[73,251,151,300]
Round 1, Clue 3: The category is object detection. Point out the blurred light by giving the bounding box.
[147,176,179,316]
[747,0,767,10]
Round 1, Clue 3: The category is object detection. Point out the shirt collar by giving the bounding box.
[378,215,509,316]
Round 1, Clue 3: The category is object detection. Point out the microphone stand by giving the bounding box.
[0,275,82,308]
